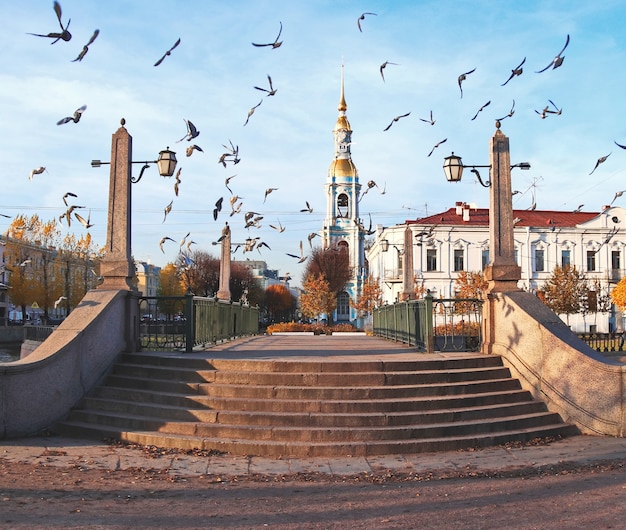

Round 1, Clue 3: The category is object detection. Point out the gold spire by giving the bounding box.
[338,64,347,112]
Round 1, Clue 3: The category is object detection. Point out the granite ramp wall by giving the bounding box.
[0,289,132,439]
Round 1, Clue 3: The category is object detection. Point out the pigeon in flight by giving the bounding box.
[300,201,313,213]
[614,140,626,150]
[496,99,515,123]
[72,29,99,62]
[589,153,611,175]
[270,220,285,233]
[536,34,570,73]
[159,236,175,253]
[62,191,77,206]
[177,119,199,142]
[384,112,410,131]
[457,68,476,98]
[419,110,435,126]
[427,138,447,157]
[244,100,263,126]
[185,144,203,157]
[357,12,377,32]
[74,210,93,229]
[254,75,277,96]
[57,105,86,125]
[264,187,278,203]
[471,101,491,121]
[154,37,181,67]
[224,175,236,194]
[54,296,68,309]
[173,168,182,196]
[163,200,173,223]
[287,241,307,263]
[28,1,71,44]
[29,166,47,180]
[610,190,626,205]
[213,197,223,221]
[501,57,526,86]
[252,21,283,48]
[379,61,398,82]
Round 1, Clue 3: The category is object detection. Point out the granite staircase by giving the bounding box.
[55,352,578,457]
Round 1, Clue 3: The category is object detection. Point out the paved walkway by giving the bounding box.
[3,434,626,480]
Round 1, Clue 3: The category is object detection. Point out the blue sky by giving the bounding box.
[2,1,626,287]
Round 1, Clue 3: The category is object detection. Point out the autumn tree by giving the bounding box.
[541,265,588,324]
[352,275,382,317]
[300,274,336,323]
[158,263,185,297]
[454,270,489,299]
[264,284,297,322]
[611,277,626,312]
[304,245,351,324]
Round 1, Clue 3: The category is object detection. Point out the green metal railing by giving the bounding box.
[138,294,259,352]
[373,294,483,352]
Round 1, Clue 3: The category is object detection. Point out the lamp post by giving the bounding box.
[443,126,530,293]
[92,118,177,290]
[443,125,530,353]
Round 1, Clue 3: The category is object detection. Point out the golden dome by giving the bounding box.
[328,158,357,177]
[334,115,351,131]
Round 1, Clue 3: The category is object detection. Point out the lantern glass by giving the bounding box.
[443,153,464,182]
[157,148,177,177]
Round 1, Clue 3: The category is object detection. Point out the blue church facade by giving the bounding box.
[320,67,366,323]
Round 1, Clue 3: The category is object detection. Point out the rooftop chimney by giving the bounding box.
[463,204,470,222]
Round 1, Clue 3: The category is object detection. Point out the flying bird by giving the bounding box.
[383,112,410,131]
[572,204,584,213]
[56,104,86,125]
[72,29,99,62]
[163,200,173,223]
[74,210,93,229]
[379,61,398,82]
[357,12,377,32]
[496,99,515,123]
[254,75,277,96]
[224,175,236,194]
[159,236,175,253]
[244,100,263,126]
[154,37,181,67]
[28,1,71,44]
[54,296,67,309]
[589,153,611,175]
[62,192,77,206]
[536,34,570,73]
[300,201,313,213]
[173,168,182,196]
[419,110,435,126]
[213,197,223,221]
[611,190,626,205]
[427,138,447,157]
[185,144,203,157]
[29,166,47,180]
[501,57,526,86]
[359,180,378,201]
[252,21,283,48]
[179,232,191,249]
[547,99,562,115]
[270,220,285,233]
[458,68,476,98]
[307,232,319,248]
[264,187,278,203]
[614,141,626,150]
[177,119,199,142]
[471,100,491,121]
[287,240,307,263]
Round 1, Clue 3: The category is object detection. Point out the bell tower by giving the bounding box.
[320,65,365,322]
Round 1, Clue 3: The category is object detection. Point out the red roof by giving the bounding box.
[406,205,598,229]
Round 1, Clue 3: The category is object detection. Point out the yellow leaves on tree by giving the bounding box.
[300,274,336,323]
[611,277,626,311]
[265,284,296,322]
[352,275,382,317]
[454,270,489,299]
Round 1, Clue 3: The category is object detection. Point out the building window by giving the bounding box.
[535,249,544,272]
[561,249,571,267]
[454,249,464,272]
[612,250,620,271]
[337,291,350,320]
[337,193,349,218]
[587,250,596,272]
[426,249,437,271]
[481,249,489,270]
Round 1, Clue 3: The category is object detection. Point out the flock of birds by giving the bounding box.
[10,4,626,281]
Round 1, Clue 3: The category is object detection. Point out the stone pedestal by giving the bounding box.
[99,120,136,291]
[217,223,231,301]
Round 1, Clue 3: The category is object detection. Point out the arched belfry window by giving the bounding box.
[337,193,349,218]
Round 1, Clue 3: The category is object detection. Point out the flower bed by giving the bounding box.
[266,322,359,335]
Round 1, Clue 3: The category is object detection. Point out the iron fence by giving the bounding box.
[577,332,626,354]
[373,294,483,352]
[138,294,259,352]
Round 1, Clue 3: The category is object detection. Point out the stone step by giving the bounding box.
[111,362,513,386]
[55,420,579,457]
[78,395,548,427]
[90,386,535,413]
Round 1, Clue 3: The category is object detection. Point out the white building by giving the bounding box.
[367,202,626,333]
